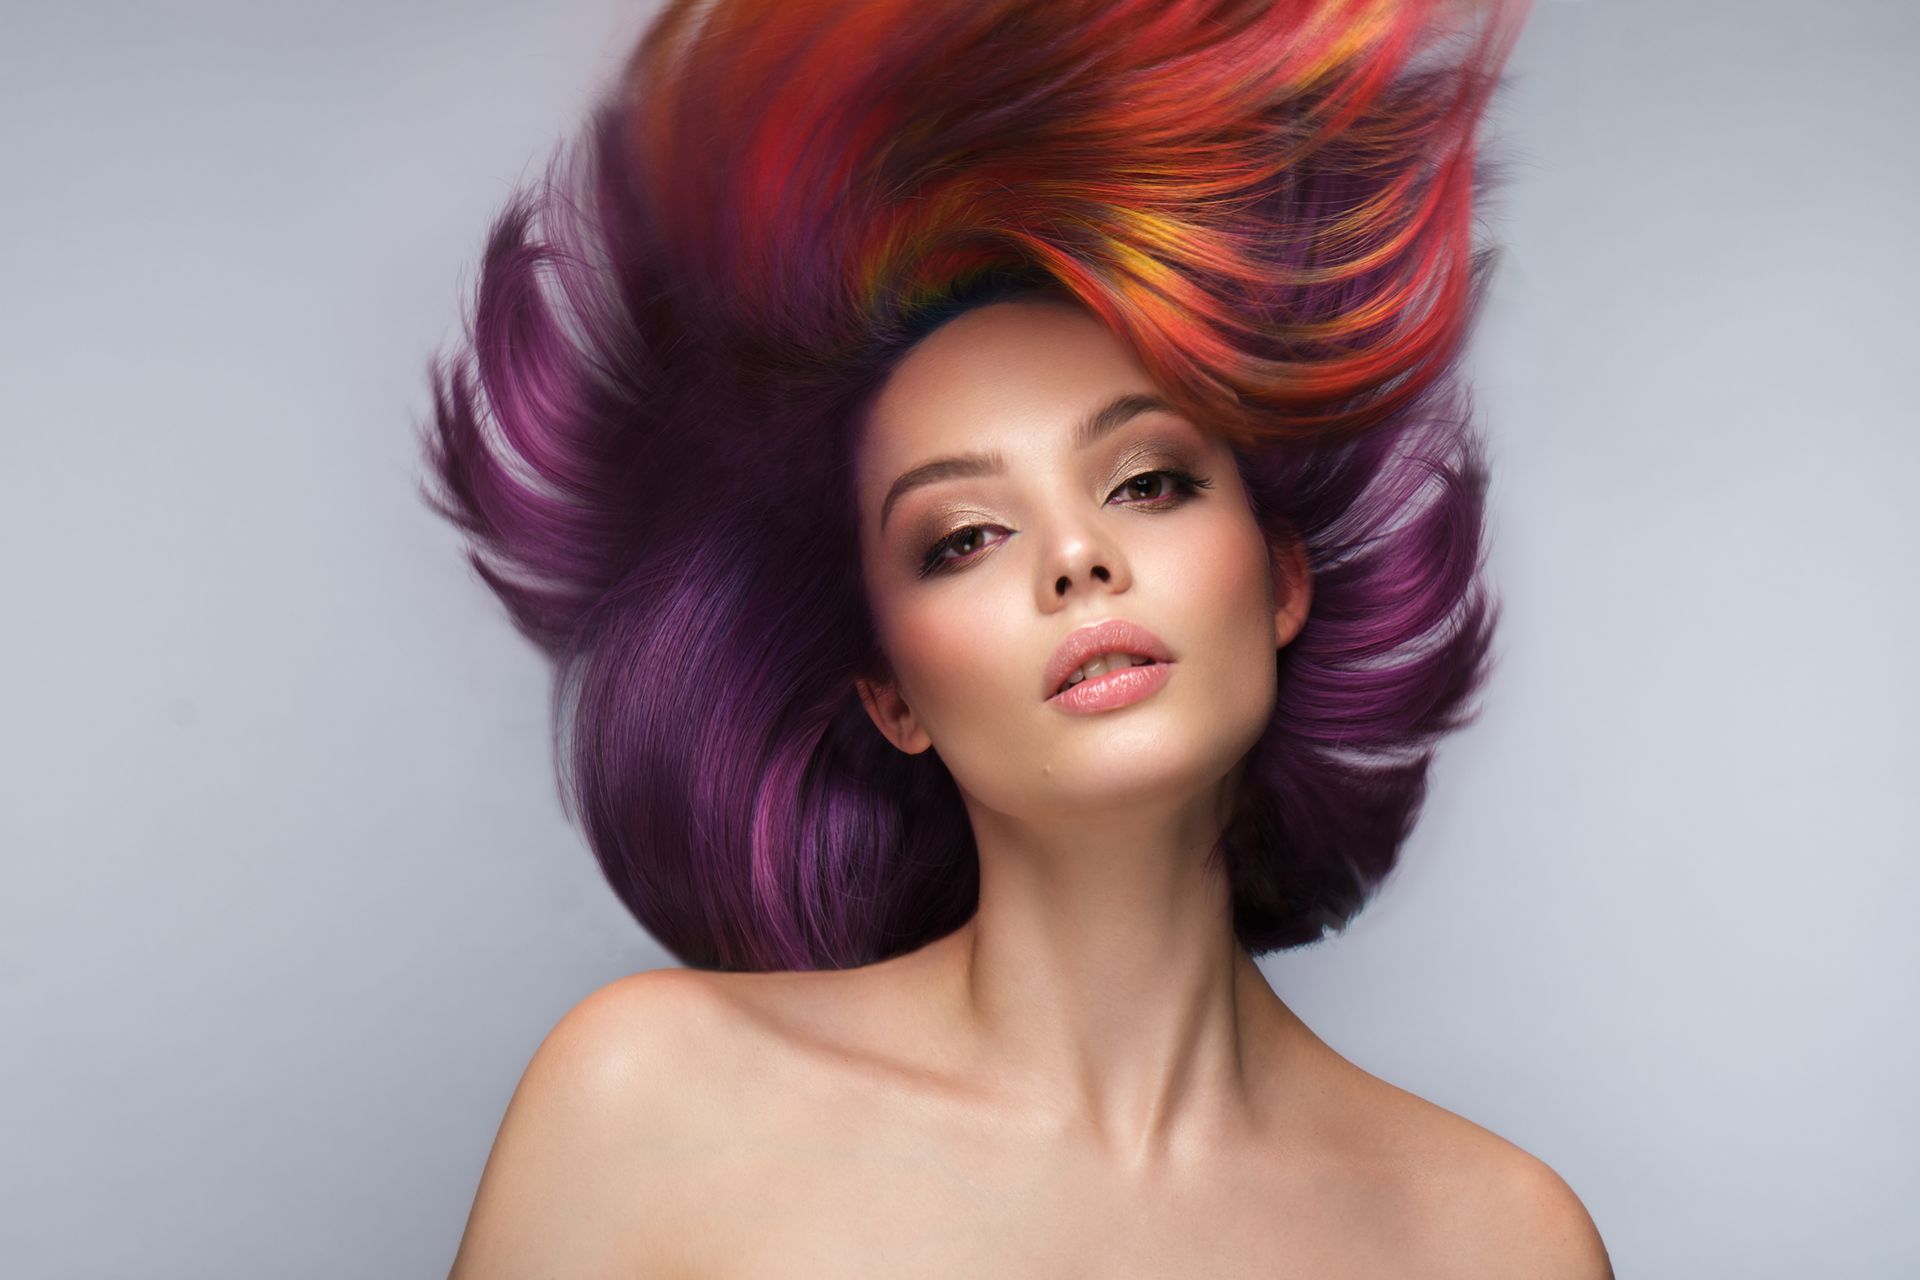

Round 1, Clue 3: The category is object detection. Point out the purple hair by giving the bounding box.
[421,0,1528,970]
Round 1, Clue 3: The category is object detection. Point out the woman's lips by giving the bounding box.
[1046,659,1175,714]
[1041,617,1177,699]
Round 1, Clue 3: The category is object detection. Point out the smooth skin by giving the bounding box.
[449,298,1613,1278]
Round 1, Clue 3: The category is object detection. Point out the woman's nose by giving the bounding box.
[1053,561,1111,597]
[1039,519,1127,603]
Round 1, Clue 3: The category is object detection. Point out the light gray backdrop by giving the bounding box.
[4,1,1915,1275]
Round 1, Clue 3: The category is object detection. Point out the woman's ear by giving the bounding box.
[1271,527,1313,650]
[854,674,934,755]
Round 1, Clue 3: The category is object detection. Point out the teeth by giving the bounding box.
[1063,652,1156,689]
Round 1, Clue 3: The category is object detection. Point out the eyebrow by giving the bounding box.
[877,392,1178,533]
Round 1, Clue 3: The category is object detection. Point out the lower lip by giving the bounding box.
[1047,661,1174,714]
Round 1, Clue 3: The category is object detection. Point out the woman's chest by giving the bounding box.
[618,976,1458,1277]
[628,1116,1425,1279]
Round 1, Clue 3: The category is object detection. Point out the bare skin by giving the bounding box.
[449,957,1608,1277]
[448,299,1612,1277]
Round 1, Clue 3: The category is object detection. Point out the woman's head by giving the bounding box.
[420,0,1526,970]
[852,293,1309,841]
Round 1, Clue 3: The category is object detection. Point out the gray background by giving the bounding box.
[4,1,1915,1274]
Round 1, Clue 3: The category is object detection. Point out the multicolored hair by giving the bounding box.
[421,0,1533,970]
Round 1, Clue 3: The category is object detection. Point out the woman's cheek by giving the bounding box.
[889,596,987,724]
[1184,516,1281,706]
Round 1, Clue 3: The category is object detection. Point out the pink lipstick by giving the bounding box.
[1042,618,1177,715]
[1048,660,1174,714]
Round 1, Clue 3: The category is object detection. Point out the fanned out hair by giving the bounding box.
[422,0,1532,970]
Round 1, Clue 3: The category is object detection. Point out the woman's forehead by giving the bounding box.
[859,300,1160,464]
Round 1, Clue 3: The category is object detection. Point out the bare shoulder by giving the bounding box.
[1330,1064,1613,1279]
[486,967,736,1140]
[1460,1144,1614,1279]
[447,968,737,1279]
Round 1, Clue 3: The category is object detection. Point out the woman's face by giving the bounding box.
[852,296,1309,823]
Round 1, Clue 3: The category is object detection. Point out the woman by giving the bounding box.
[426,0,1610,1272]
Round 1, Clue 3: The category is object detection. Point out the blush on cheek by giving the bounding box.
[884,604,977,718]
[1199,519,1276,625]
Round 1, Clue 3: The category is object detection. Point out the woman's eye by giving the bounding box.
[914,466,1213,580]
[917,524,1002,578]
[1110,465,1214,509]
[1118,470,1180,502]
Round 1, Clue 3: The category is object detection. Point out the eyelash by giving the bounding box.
[915,467,1215,579]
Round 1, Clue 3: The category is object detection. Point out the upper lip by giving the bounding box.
[1042,618,1176,699]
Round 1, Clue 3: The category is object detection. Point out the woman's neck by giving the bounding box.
[919,788,1301,1174]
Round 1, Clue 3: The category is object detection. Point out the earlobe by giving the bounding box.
[1272,531,1313,650]
[854,675,933,755]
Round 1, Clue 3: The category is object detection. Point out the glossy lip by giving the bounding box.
[1041,618,1177,702]
[1050,660,1174,715]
